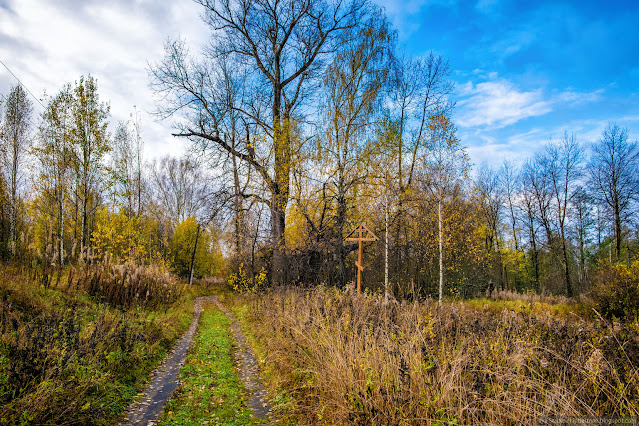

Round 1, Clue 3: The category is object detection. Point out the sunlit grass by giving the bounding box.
[238,286,639,424]
[461,297,578,317]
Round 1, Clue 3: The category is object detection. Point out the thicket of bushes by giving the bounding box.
[0,263,194,425]
[243,286,639,424]
[590,261,639,321]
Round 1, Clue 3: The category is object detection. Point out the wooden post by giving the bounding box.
[345,224,379,295]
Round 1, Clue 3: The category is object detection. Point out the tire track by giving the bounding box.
[211,296,273,423]
[120,295,272,425]
[121,295,216,426]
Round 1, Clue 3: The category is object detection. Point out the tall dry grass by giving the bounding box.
[70,254,182,309]
[246,286,639,424]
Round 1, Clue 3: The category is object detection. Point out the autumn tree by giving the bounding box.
[293,6,392,285]
[70,75,111,251]
[588,122,639,262]
[36,85,74,265]
[151,0,367,285]
[170,216,223,280]
[0,84,33,254]
[421,108,469,303]
[0,174,9,259]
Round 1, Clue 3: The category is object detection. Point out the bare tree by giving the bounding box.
[571,186,594,287]
[110,115,145,217]
[501,160,521,251]
[545,132,584,297]
[520,161,541,291]
[588,122,639,262]
[149,156,212,226]
[387,52,453,280]
[475,163,504,289]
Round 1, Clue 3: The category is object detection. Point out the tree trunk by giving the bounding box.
[270,198,286,286]
[438,199,443,305]
[271,78,289,286]
[614,198,621,262]
[529,217,540,292]
[384,190,389,304]
[59,191,65,266]
[189,223,201,286]
[560,228,573,297]
[232,135,242,258]
[9,146,18,254]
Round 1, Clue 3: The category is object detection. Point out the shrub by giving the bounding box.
[227,263,267,293]
[590,261,639,321]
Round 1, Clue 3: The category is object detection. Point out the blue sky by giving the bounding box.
[379,0,639,165]
[0,0,637,167]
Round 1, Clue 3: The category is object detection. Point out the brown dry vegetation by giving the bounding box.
[74,255,182,309]
[242,286,639,424]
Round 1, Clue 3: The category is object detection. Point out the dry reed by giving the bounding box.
[245,286,639,424]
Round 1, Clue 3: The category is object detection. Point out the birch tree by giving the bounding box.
[70,75,110,250]
[0,85,33,254]
[37,85,74,265]
[421,108,469,304]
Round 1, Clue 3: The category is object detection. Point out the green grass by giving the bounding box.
[159,306,262,426]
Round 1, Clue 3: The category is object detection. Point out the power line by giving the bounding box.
[0,58,46,109]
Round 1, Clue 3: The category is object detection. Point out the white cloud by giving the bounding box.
[455,75,606,131]
[371,0,448,40]
[554,88,604,105]
[456,79,552,128]
[0,0,209,161]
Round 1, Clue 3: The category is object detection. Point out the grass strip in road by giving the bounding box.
[159,306,262,426]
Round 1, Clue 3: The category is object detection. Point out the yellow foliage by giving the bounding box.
[228,263,268,293]
[91,207,146,262]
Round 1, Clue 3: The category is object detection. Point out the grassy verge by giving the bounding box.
[0,263,203,425]
[159,305,262,426]
[230,301,297,423]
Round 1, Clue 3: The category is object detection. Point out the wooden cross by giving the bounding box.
[345,223,379,294]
